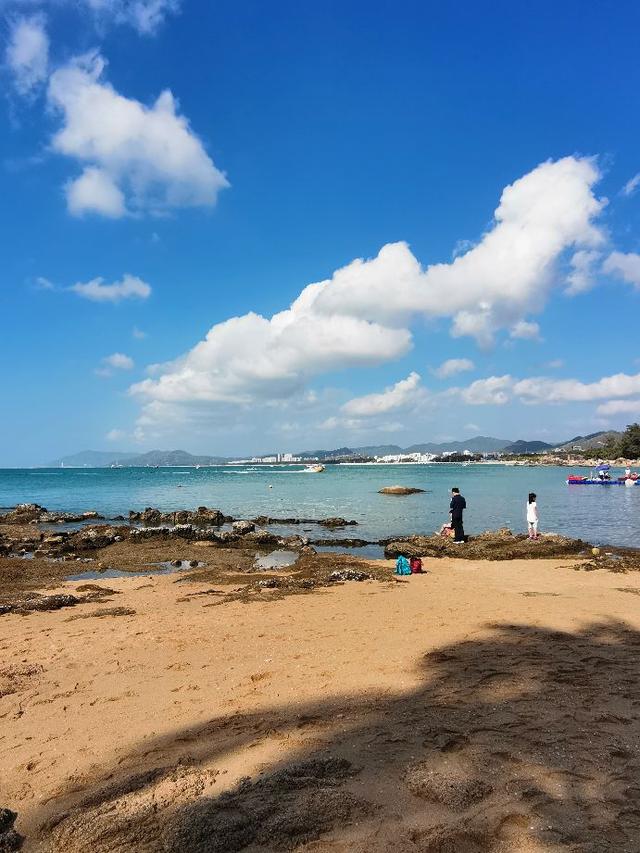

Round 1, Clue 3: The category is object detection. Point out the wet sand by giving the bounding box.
[3,549,640,852]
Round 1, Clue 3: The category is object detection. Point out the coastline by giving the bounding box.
[2,513,640,851]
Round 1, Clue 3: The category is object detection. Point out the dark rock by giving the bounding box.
[171,559,182,567]
[384,531,588,561]
[0,828,22,853]
[244,529,280,547]
[311,538,373,548]
[232,520,255,535]
[378,486,425,495]
[1,504,46,523]
[317,517,357,527]
[3,594,81,615]
[191,507,225,526]
[141,508,163,526]
[0,811,17,835]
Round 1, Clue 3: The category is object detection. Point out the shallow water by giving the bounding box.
[1,463,639,548]
[254,550,298,570]
[65,561,203,582]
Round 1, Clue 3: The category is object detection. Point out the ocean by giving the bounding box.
[0,463,638,548]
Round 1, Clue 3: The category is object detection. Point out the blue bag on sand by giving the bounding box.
[395,555,411,576]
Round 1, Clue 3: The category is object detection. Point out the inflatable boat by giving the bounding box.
[566,474,638,485]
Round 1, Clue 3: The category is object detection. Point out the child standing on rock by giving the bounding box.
[527,492,539,540]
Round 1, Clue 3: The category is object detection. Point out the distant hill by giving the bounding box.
[554,431,622,451]
[48,449,228,467]
[298,437,513,458]
[120,450,228,466]
[48,450,139,467]
[404,436,512,454]
[298,446,357,459]
[501,440,554,454]
[353,444,404,456]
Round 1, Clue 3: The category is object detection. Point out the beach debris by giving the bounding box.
[0,808,22,852]
[66,606,137,620]
[328,569,371,582]
[378,486,425,495]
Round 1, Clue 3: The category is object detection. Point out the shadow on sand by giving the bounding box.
[36,620,640,852]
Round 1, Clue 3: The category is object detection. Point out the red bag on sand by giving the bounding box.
[410,557,423,574]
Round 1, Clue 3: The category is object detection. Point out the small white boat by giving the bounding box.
[304,464,325,473]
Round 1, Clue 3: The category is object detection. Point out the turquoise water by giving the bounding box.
[0,464,638,548]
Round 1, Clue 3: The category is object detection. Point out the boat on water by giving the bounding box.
[304,464,325,473]
[567,463,639,485]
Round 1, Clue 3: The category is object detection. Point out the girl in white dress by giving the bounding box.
[527,492,539,540]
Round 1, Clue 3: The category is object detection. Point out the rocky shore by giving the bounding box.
[2,503,639,614]
[3,502,640,851]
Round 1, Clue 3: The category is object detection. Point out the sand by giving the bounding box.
[2,554,640,852]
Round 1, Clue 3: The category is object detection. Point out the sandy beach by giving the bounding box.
[2,521,640,852]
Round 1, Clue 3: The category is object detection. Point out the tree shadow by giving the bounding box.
[36,620,640,852]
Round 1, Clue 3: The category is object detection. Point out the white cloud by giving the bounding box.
[565,249,602,295]
[35,275,54,290]
[106,428,126,441]
[103,352,134,370]
[83,0,180,34]
[308,156,605,344]
[431,358,474,379]
[47,51,229,217]
[5,14,48,96]
[132,325,147,339]
[464,423,480,432]
[513,372,640,404]
[66,166,126,218]
[342,372,423,417]
[445,370,640,409]
[622,173,640,197]
[130,156,606,429]
[602,251,640,289]
[457,375,513,405]
[596,399,640,417]
[132,310,411,406]
[70,273,151,303]
[509,320,541,341]
[545,358,564,369]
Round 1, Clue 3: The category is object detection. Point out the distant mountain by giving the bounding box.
[48,450,139,467]
[353,444,405,456]
[297,437,513,458]
[48,449,228,467]
[501,440,554,454]
[121,450,228,466]
[404,436,512,454]
[554,431,622,451]
[298,446,357,459]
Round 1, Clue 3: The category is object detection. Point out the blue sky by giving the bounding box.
[2,0,640,465]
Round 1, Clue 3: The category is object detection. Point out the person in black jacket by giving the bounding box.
[449,487,466,543]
